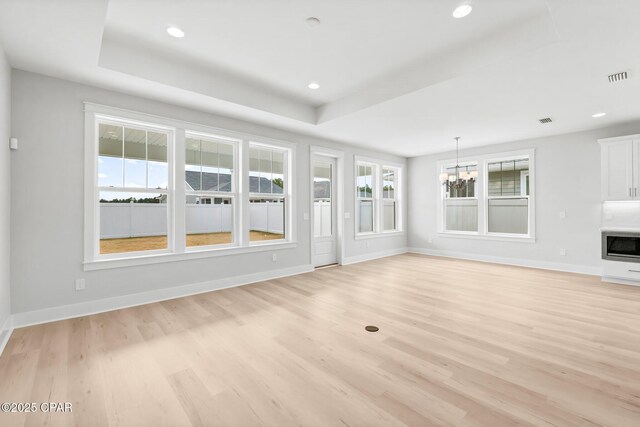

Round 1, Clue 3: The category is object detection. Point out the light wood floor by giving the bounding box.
[1,254,640,427]
[100,231,284,254]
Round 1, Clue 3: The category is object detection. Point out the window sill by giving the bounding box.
[83,241,298,271]
[354,231,404,240]
[437,232,536,243]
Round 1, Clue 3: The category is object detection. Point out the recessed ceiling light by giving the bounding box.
[167,27,185,38]
[453,4,473,18]
[592,112,607,118]
[308,82,320,90]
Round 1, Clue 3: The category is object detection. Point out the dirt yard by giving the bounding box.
[100,231,284,254]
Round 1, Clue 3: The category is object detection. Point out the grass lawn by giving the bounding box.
[100,231,284,254]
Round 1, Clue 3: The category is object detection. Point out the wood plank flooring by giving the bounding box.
[1,254,640,426]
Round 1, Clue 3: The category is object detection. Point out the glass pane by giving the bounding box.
[99,156,123,188]
[147,132,168,189]
[488,198,528,234]
[356,165,365,197]
[488,158,529,197]
[356,163,373,198]
[383,200,396,231]
[249,146,285,195]
[358,200,374,233]
[201,138,219,191]
[249,198,285,241]
[124,128,146,188]
[99,191,167,254]
[314,162,332,237]
[98,124,123,188]
[186,196,233,247]
[218,142,234,192]
[445,163,477,198]
[383,168,395,199]
[445,199,478,232]
[259,149,272,194]
[185,138,202,191]
[249,147,260,193]
[272,150,284,195]
[365,166,373,197]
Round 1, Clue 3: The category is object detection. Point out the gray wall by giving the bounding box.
[0,45,10,332]
[10,70,406,314]
[408,123,640,272]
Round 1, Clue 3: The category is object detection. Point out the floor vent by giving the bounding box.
[608,71,629,83]
[539,117,553,124]
[365,325,379,332]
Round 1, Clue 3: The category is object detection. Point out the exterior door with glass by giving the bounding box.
[312,156,337,267]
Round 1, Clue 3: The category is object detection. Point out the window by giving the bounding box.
[355,158,403,236]
[487,158,530,235]
[438,150,535,240]
[356,163,375,233]
[97,121,171,255]
[249,144,287,242]
[185,134,236,248]
[85,104,295,269]
[382,167,398,231]
[443,163,478,233]
[313,162,332,237]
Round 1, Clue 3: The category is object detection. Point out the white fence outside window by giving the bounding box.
[100,202,296,238]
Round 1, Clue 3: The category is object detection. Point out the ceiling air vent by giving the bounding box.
[539,117,553,124]
[608,71,628,83]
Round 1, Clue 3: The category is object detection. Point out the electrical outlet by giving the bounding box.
[75,278,86,291]
[559,248,566,256]
[559,211,566,219]
[344,212,351,219]
[365,241,370,248]
[272,254,277,262]
[428,238,433,244]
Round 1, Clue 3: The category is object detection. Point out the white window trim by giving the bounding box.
[84,103,297,271]
[354,156,404,239]
[437,148,535,242]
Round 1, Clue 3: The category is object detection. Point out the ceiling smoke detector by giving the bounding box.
[608,71,628,83]
[539,117,553,124]
[306,17,321,28]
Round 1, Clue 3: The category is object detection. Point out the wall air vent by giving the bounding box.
[608,71,628,83]
[539,117,553,124]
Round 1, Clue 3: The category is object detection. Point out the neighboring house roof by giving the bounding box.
[185,171,283,194]
[249,176,283,194]
[185,170,232,192]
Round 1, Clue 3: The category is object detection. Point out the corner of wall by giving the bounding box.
[0,41,12,356]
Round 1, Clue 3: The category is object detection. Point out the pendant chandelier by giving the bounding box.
[439,137,477,192]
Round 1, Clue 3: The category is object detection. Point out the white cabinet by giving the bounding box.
[602,260,640,286]
[599,136,640,201]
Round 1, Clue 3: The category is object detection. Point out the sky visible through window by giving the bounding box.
[98,156,169,201]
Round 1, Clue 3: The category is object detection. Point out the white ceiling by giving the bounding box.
[1,0,639,157]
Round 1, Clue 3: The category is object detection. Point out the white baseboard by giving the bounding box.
[408,247,602,276]
[601,276,640,287]
[341,247,408,265]
[0,315,13,357]
[11,264,314,329]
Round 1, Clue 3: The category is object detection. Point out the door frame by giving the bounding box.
[310,146,344,266]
